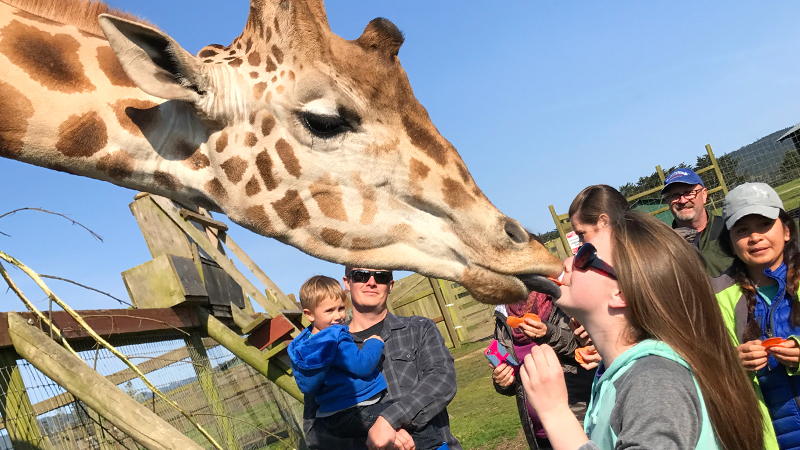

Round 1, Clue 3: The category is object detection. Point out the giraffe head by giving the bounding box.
[98,0,562,304]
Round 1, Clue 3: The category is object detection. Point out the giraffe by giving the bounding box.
[0,0,563,305]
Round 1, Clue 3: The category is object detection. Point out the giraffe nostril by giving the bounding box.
[504,219,530,245]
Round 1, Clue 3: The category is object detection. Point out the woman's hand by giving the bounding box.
[519,318,548,340]
[737,340,768,372]
[577,345,602,370]
[491,362,515,388]
[519,345,569,416]
[767,339,800,369]
[520,345,589,449]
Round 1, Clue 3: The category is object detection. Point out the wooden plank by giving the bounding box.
[0,350,50,450]
[211,229,296,310]
[429,278,461,349]
[150,196,287,320]
[179,209,229,232]
[8,312,207,450]
[197,308,302,402]
[122,255,209,309]
[129,195,193,259]
[247,315,295,351]
[201,261,245,309]
[391,288,434,310]
[387,274,426,304]
[0,307,202,349]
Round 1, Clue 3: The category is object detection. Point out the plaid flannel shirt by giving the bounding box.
[302,313,462,450]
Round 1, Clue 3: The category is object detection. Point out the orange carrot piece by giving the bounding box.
[506,313,541,329]
[762,337,788,348]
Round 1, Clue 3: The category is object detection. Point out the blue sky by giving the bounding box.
[3,1,800,311]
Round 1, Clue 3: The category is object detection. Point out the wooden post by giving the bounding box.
[196,308,303,402]
[0,350,50,450]
[429,278,461,349]
[7,313,206,450]
[184,334,241,450]
[706,144,729,196]
[549,205,571,257]
[656,165,666,185]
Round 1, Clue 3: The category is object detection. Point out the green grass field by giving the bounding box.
[448,341,528,450]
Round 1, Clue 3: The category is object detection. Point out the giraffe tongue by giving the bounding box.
[517,274,562,300]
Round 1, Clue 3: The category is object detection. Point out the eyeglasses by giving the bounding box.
[573,243,617,280]
[663,187,704,204]
[348,269,393,285]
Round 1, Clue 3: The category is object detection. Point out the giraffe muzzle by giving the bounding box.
[516,273,562,300]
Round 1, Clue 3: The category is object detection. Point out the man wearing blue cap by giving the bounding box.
[662,168,733,277]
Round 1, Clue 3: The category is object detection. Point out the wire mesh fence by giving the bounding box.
[0,335,303,450]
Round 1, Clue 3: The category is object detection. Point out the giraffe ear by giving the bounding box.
[356,18,404,58]
[99,14,203,102]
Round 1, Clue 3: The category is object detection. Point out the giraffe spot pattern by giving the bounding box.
[264,27,272,43]
[261,114,276,136]
[288,70,295,81]
[228,58,243,68]
[309,174,348,222]
[402,115,448,166]
[154,171,181,191]
[96,46,136,87]
[221,156,248,184]
[442,177,475,209]
[253,82,268,100]
[247,51,261,67]
[265,56,277,73]
[273,17,281,35]
[275,85,285,94]
[244,205,274,235]
[96,150,134,180]
[0,80,34,158]
[271,45,284,64]
[176,140,210,171]
[198,48,218,58]
[205,178,228,201]
[409,158,430,182]
[56,111,107,158]
[112,98,159,137]
[272,189,310,230]
[256,150,279,191]
[249,111,257,125]
[215,131,229,153]
[352,173,377,225]
[351,237,372,249]
[321,228,344,247]
[0,20,95,94]
[244,132,258,147]
[275,138,301,177]
[245,175,262,196]
[249,71,259,79]
[456,161,471,183]
[245,38,253,53]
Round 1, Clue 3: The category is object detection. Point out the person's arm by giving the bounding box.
[332,336,385,378]
[379,319,457,429]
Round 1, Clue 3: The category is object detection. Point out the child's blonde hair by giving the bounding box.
[299,275,347,311]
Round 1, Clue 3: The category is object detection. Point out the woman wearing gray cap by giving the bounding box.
[715,182,800,450]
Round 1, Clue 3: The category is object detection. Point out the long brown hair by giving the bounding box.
[718,210,800,341]
[568,184,629,225]
[611,211,763,450]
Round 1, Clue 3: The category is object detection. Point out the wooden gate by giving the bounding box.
[387,274,495,349]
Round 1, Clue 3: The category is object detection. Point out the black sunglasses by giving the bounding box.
[348,269,393,285]
[573,243,617,280]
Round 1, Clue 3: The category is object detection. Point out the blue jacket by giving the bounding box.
[714,263,800,450]
[288,324,387,413]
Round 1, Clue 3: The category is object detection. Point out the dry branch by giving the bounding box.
[0,207,103,241]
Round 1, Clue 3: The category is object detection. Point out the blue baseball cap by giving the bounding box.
[662,168,704,193]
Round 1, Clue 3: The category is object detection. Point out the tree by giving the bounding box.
[776,150,800,187]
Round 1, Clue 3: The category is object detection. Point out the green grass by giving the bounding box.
[448,341,524,449]
[775,178,800,212]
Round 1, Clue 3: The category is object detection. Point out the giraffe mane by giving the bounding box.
[1,0,155,37]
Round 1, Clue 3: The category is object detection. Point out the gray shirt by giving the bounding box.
[579,355,703,449]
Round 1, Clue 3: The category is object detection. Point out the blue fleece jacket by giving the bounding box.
[288,324,387,413]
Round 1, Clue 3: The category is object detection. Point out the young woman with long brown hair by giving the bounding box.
[520,210,763,450]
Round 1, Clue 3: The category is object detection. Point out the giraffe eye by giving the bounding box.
[300,112,350,139]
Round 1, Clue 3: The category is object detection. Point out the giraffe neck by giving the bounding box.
[0,2,226,210]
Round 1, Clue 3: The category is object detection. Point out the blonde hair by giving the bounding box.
[299,276,347,311]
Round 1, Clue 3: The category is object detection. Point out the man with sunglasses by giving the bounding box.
[662,168,733,277]
[302,267,461,450]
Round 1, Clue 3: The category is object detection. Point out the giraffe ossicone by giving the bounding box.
[0,0,563,304]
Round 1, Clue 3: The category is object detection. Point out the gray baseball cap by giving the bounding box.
[723,182,784,230]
